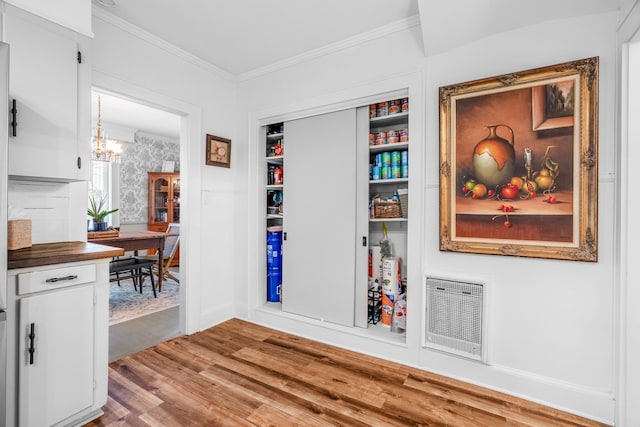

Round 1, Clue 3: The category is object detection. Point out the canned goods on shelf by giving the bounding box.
[375,132,387,145]
[387,130,399,144]
[401,98,409,112]
[400,129,409,142]
[402,164,409,178]
[391,165,402,179]
[389,99,401,115]
[381,152,391,166]
[391,151,401,167]
[372,166,381,180]
[401,150,408,165]
[375,153,383,167]
[381,165,391,180]
[377,101,388,117]
[369,104,377,118]
[369,133,375,146]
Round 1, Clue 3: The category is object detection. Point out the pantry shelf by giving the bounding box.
[369,178,408,185]
[370,111,408,127]
[369,218,407,223]
[266,156,284,165]
[369,142,409,154]
[266,184,283,190]
[267,132,284,140]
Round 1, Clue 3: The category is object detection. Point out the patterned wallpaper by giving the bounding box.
[119,132,180,224]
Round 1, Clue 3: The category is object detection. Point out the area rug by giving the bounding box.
[109,274,180,325]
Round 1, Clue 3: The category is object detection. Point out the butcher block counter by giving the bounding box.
[7,241,124,269]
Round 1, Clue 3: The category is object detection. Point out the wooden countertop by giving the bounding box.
[8,241,125,270]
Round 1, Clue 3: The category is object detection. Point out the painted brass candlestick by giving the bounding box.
[524,147,533,180]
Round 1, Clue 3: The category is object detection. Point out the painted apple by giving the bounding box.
[500,183,519,199]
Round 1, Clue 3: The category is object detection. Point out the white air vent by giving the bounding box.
[425,276,486,362]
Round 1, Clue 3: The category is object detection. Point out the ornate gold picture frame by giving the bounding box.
[439,57,598,261]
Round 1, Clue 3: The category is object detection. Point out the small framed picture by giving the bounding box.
[161,160,175,172]
[206,134,231,168]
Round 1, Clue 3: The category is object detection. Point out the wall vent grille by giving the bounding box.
[425,276,485,361]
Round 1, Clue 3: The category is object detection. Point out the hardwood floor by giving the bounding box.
[85,318,609,427]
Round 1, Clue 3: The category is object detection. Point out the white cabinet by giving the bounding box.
[3,5,90,182]
[261,93,411,340]
[18,285,94,427]
[6,260,110,427]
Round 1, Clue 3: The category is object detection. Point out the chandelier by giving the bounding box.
[92,95,122,162]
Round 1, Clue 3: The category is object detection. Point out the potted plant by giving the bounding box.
[87,194,118,231]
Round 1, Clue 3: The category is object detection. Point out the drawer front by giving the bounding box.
[17,264,96,295]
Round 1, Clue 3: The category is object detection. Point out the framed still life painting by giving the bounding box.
[439,57,599,261]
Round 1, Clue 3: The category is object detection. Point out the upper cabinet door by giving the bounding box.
[4,7,85,181]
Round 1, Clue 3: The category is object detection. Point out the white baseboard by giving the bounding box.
[421,349,615,425]
[198,303,235,331]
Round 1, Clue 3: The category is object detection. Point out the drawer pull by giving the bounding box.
[28,323,35,365]
[45,275,78,283]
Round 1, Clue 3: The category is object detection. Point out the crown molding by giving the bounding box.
[237,14,421,82]
[135,130,179,144]
[92,7,236,81]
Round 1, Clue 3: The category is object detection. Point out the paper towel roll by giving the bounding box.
[370,246,382,281]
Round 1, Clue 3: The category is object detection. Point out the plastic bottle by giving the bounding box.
[274,167,283,185]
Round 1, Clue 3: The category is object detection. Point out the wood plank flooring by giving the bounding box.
[84,318,609,427]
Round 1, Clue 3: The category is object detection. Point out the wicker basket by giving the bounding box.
[8,219,32,250]
[374,201,401,218]
[398,188,408,219]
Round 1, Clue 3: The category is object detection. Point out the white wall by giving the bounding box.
[4,0,91,36]
[236,12,619,424]
[91,14,238,333]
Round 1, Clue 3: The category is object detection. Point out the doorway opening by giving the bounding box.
[90,88,183,361]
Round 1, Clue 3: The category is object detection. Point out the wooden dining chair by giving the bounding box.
[137,223,180,292]
[109,256,157,297]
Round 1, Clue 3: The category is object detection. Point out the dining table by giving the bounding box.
[88,230,168,291]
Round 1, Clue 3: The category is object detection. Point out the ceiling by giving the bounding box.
[93,0,420,77]
[91,0,624,138]
[91,90,181,139]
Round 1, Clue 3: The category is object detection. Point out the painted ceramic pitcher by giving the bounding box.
[472,124,515,187]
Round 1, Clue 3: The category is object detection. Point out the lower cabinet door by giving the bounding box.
[18,285,94,427]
